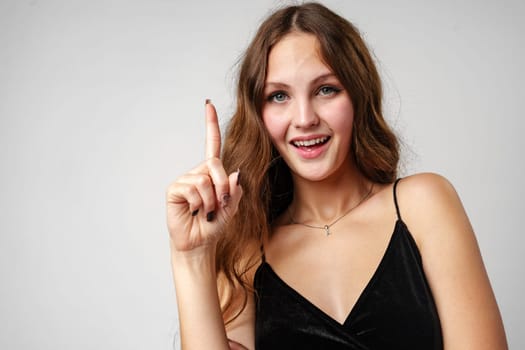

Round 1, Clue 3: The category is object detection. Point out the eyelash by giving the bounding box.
[267,91,288,103]
[266,85,341,103]
[318,85,341,96]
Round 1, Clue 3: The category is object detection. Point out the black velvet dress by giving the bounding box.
[254,180,443,349]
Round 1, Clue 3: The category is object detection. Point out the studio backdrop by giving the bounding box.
[0,0,523,349]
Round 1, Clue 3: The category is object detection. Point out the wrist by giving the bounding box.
[170,239,217,274]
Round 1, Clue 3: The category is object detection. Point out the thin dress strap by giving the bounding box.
[393,178,403,221]
[260,244,266,263]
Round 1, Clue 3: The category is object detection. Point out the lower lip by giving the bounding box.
[292,141,328,159]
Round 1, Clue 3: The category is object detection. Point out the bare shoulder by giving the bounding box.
[396,173,508,349]
[394,172,465,247]
[393,171,476,268]
[395,172,459,212]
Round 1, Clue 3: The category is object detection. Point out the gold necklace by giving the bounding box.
[288,184,374,236]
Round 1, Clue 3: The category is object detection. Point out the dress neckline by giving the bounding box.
[258,219,407,328]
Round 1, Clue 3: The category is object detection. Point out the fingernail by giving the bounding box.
[236,169,241,186]
[220,193,231,208]
[206,211,215,222]
[191,209,199,216]
[205,98,211,105]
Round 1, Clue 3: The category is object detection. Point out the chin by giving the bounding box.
[292,167,333,182]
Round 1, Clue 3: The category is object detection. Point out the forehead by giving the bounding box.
[266,32,332,81]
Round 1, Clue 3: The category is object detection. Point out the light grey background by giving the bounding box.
[0,0,523,349]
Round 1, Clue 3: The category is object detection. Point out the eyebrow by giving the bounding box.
[264,73,338,89]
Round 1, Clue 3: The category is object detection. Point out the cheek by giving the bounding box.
[323,98,354,137]
[262,108,288,144]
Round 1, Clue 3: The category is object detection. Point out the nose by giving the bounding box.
[292,97,319,129]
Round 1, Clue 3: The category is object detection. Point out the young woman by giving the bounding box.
[166,3,507,349]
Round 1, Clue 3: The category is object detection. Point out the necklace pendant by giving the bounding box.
[323,225,330,236]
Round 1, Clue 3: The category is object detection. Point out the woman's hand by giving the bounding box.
[166,101,242,252]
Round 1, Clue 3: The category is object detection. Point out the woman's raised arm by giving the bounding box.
[166,101,249,349]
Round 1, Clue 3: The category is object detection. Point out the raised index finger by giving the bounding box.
[205,100,221,159]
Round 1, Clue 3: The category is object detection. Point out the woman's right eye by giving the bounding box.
[267,91,288,103]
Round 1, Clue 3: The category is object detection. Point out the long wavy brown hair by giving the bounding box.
[217,2,399,325]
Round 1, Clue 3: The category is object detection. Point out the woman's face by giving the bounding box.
[262,32,355,182]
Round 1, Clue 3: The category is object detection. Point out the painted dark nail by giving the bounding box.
[220,193,231,208]
[205,98,211,105]
[206,211,215,222]
[236,169,241,186]
[191,209,199,216]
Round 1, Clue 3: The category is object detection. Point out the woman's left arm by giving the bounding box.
[398,173,508,350]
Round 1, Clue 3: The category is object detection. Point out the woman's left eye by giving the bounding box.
[318,86,340,96]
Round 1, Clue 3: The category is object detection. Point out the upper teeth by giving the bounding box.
[293,137,328,147]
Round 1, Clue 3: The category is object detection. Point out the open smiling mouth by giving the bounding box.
[291,136,330,149]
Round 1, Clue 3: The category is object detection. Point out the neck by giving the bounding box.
[289,161,372,225]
